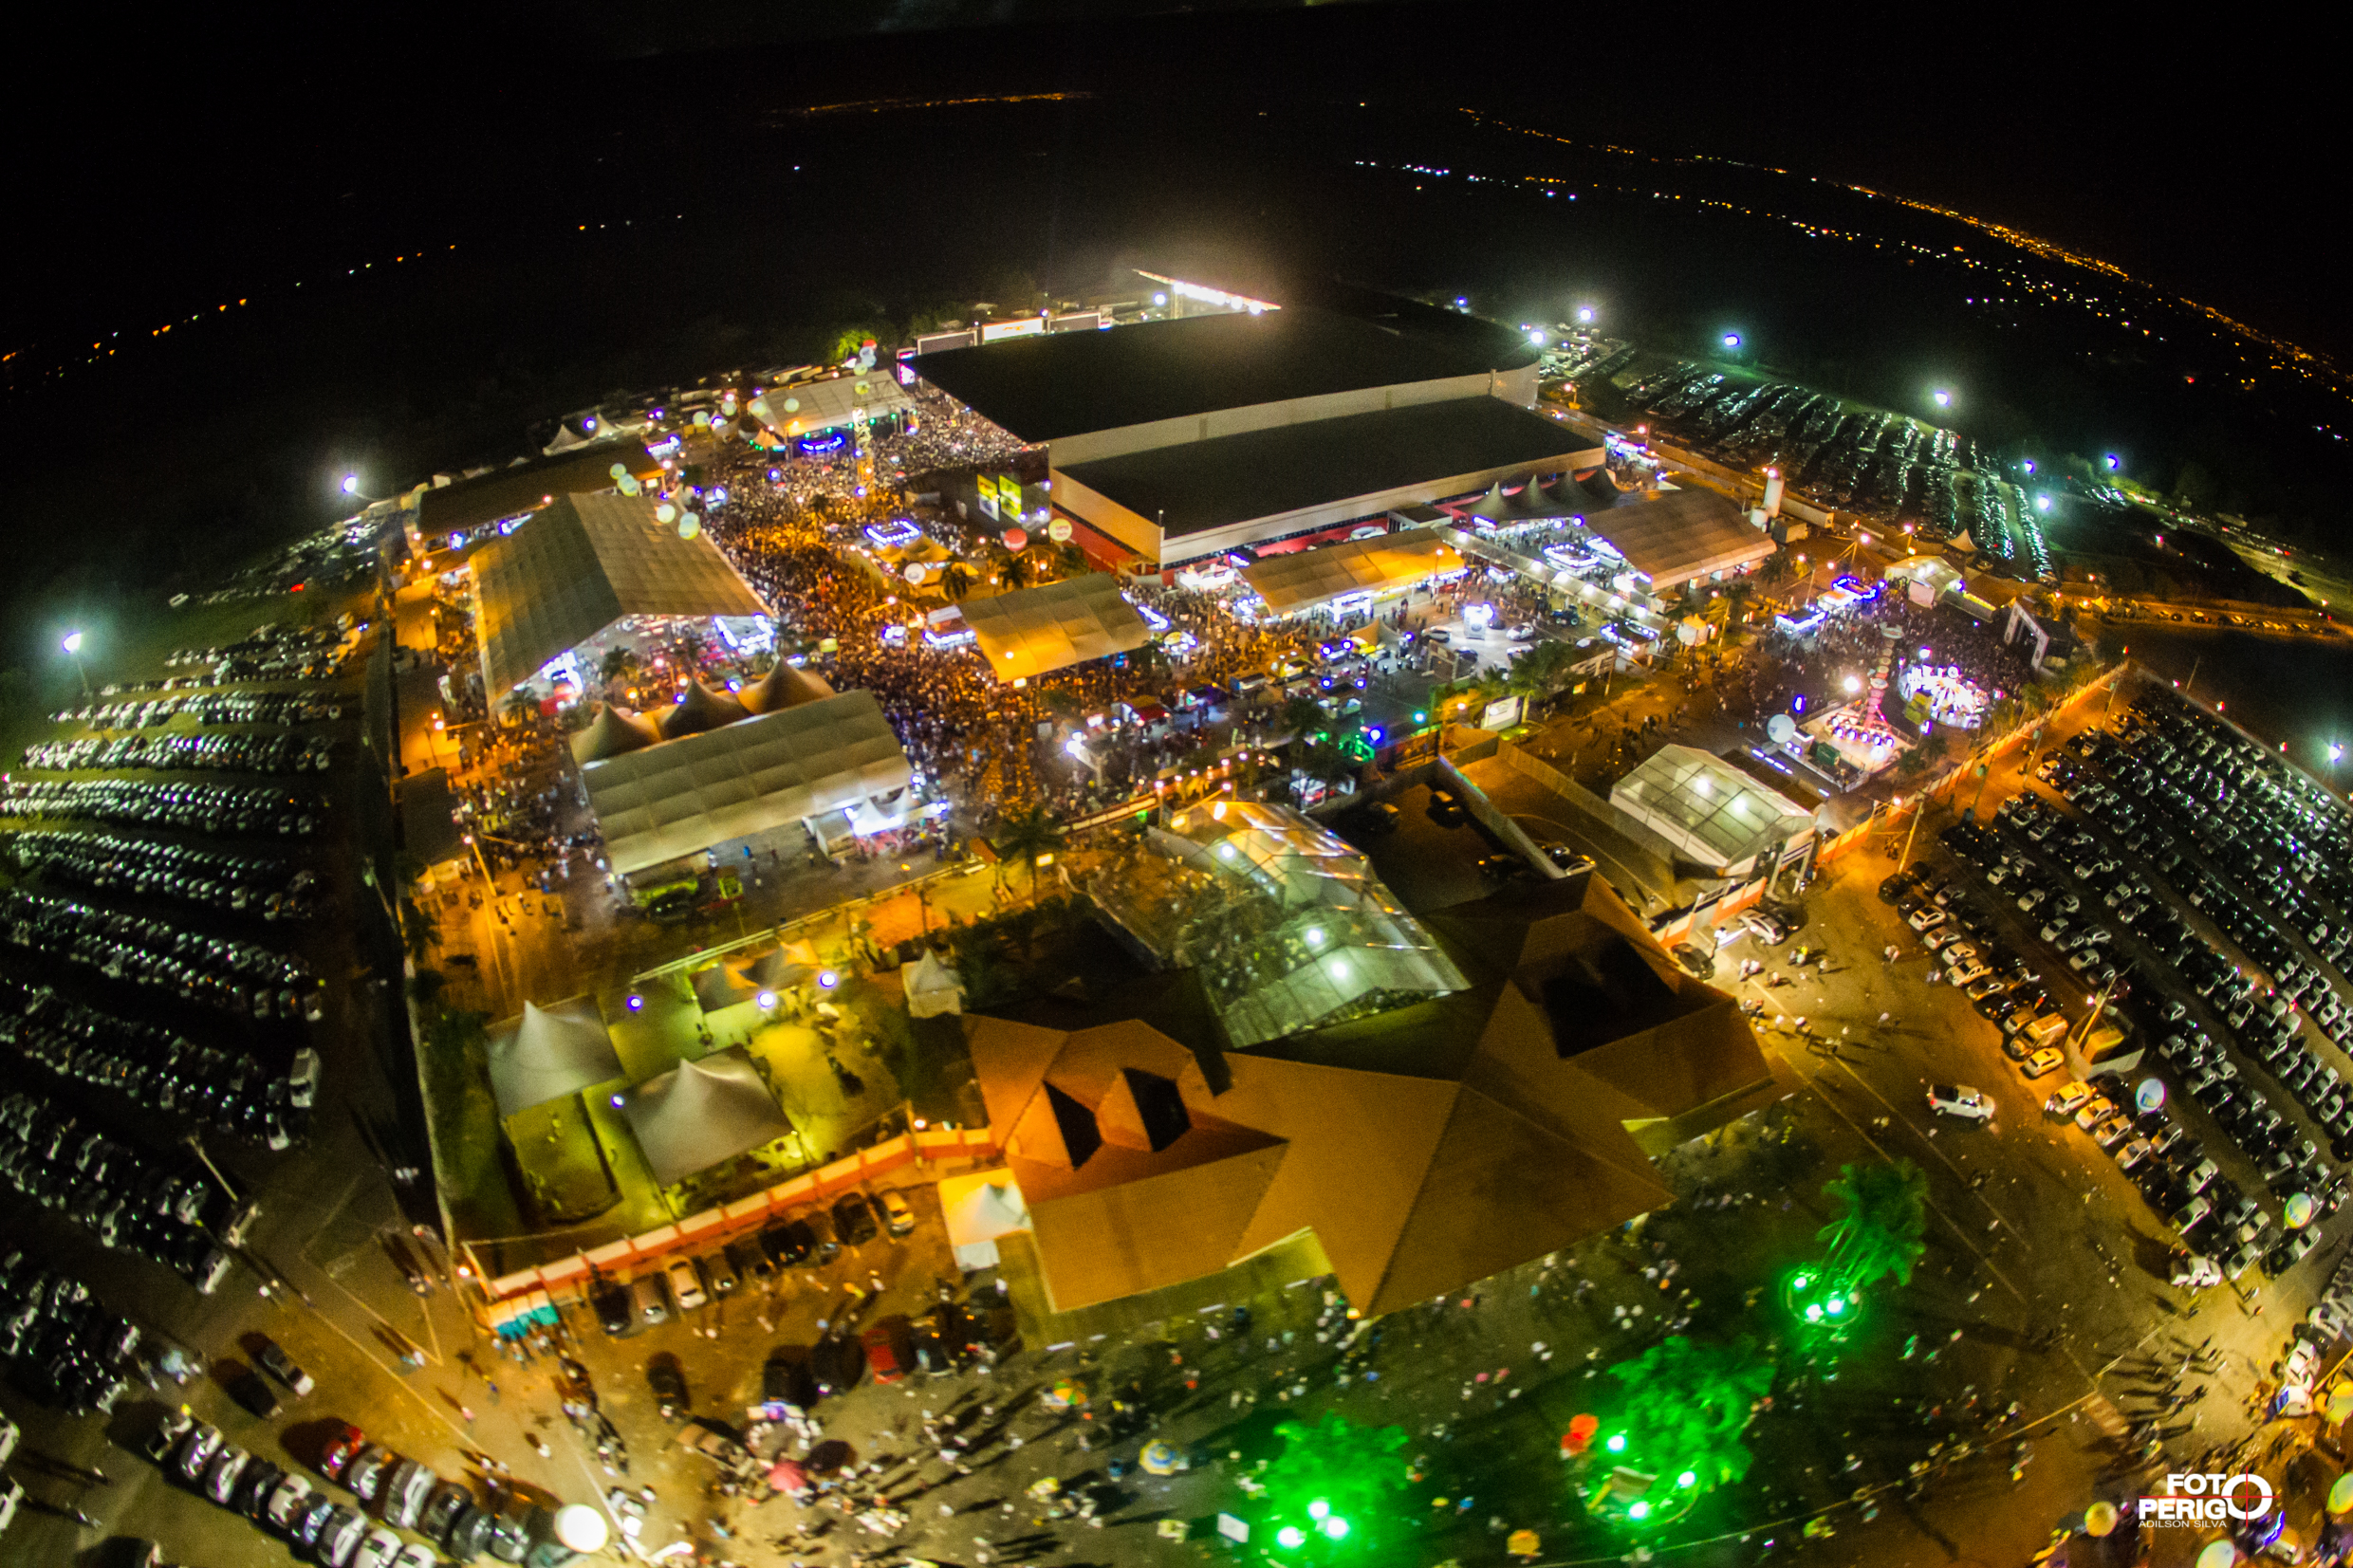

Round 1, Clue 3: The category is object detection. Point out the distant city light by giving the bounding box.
[1152,292,1167,306]
[817,969,840,989]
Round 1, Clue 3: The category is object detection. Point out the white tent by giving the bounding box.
[938,1171,1030,1272]
[486,997,624,1117]
[620,1047,795,1188]
[579,689,914,875]
[900,949,965,1018]
[691,963,761,1013]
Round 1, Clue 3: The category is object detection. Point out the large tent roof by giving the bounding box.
[486,997,624,1118]
[580,689,913,875]
[472,491,769,700]
[1609,744,1816,873]
[1240,529,1464,616]
[966,869,1773,1318]
[1585,484,1773,587]
[748,373,909,438]
[620,1046,793,1188]
[416,443,660,536]
[569,704,662,766]
[955,574,1153,683]
[740,662,835,713]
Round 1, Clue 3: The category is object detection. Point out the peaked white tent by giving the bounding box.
[620,1047,795,1188]
[486,997,624,1117]
[938,1171,1031,1272]
[900,949,965,1018]
[691,963,761,1013]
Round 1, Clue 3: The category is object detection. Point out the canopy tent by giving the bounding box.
[619,1046,795,1188]
[740,662,835,714]
[1239,528,1463,618]
[486,997,624,1118]
[569,703,662,766]
[580,689,914,875]
[740,948,815,991]
[848,796,911,837]
[1584,485,1773,591]
[938,1171,1031,1272]
[1884,554,1968,606]
[472,490,769,700]
[956,574,1154,683]
[691,962,761,1013]
[747,372,911,440]
[901,949,965,1018]
[657,680,750,739]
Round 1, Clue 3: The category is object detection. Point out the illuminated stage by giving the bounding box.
[1898,662,1994,730]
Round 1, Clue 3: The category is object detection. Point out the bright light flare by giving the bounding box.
[62,632,84,655]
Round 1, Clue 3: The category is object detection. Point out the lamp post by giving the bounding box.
[63,631,91,700]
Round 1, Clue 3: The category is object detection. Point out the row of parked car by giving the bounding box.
[590,1190,918,1336]
[65,687,347,732]
[0,1252,139,1415]
[3,887,321,1021]
[0,1091,248,1295]
[0,777,324,839]
[161,621,354,685]
[10,828,319,921]
[150,1407,523,1567]
[20,728,336,775]
[0,980,316,1147]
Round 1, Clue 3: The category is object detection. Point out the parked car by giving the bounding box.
[832,1193,880,1246]
[879,1190,917,1237]
[664,1256,708,1312]
[861,1320,913,1385]
[1926,1084,1995,1122]
[629,1274,670,1327]
[256,1337,314,1396]
[228,1369,282,1421]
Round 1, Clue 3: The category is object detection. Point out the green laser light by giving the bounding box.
[1320,1518,1350,1541]
[1307,1502,1329,1521]
[1277,1527,1306,1550]
[1605,1433,1627,1453]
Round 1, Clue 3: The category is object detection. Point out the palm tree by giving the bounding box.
[1604,1335,1776,1495]
[600,646,639,686]
[1816,1158,1929,1293]
[993,804,1065,901]
[938,563,973,602]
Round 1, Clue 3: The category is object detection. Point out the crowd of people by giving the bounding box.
[1720,591,2033,738]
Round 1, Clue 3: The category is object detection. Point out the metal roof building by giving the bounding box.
[471,491,768,700]
[1051,398,1603,567]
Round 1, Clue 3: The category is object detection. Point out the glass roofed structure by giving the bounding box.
[1088,801,1467,1047]
[1608,744,1816,876]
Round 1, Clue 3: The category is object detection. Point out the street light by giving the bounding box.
[62,630,91,699]
[1721,332,1742,350]
[1577,306,1595,324]
[1526,328,1547,346]
[1931,389,1952,409]
[342,474,362,495]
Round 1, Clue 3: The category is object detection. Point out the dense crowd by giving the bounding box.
[1722,593,2032,735]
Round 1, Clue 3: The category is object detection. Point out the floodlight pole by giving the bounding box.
[1897,799,1923,871]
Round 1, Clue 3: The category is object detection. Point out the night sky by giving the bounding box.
[3,3,2343,653]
